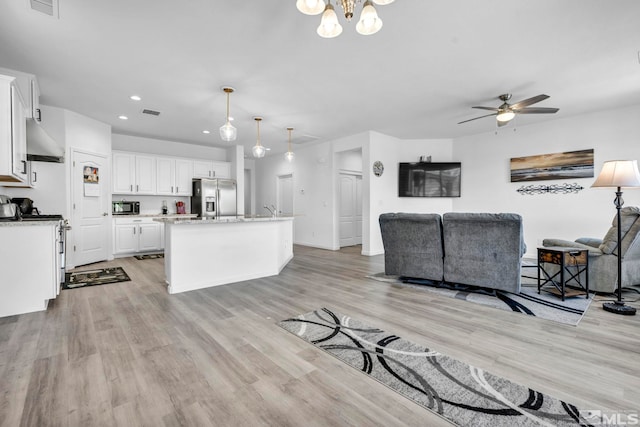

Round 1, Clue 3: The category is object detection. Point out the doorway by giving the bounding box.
[277,174,293,216]
[71,150,110,267]
[339,172,362,247]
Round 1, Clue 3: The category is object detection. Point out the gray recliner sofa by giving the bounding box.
[542,206,640,293]
[378,213,444,282]
[379,212,525,293]
[442,212,525,293]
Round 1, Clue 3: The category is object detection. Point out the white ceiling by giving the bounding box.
[1,1,639,157]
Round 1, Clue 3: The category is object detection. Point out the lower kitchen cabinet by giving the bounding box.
[113,217,162,255]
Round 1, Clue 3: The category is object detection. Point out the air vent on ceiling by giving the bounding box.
[141,109,161,116]
[291,134,320,145]
[28,0,59,18]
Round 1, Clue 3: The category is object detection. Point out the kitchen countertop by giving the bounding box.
[113,214,198,219]
[155,215,294,225]
[0,219,61,227]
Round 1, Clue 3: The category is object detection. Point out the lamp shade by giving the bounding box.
[219,122,237,141]
[592,160,640,188]
[297,0,325,15]
[356,0,383,35]
[317,3,343,38]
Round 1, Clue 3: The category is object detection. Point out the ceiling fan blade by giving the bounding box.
[472,106,500,112]
[509,94,549,110]
[458,112,498,124]
[515,107,559,114]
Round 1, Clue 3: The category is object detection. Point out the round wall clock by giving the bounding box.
[373,161,384,177]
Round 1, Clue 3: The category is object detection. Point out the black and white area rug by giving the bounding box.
[63,267,131,289]
[278,308,590,427]
[367,273,593,326]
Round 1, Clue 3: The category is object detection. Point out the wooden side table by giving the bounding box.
[537,247,589,301]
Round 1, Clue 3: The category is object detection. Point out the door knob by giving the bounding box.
[103,212,108,216]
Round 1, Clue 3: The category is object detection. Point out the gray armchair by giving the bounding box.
[379,213,444,281]
[543,206,640,293]
[442,212,525,293]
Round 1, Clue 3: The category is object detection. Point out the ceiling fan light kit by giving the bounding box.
[299,0,394,38]
[458,93,559,126]
[219,86,237,142]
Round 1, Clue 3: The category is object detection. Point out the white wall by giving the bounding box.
[453,104,640,258]
[365,133,454,255]
[112,134,227,160]
[254,139,336,250]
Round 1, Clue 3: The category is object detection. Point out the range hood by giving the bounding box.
[26,119,64,163]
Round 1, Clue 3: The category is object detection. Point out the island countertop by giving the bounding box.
[154,216,294,225]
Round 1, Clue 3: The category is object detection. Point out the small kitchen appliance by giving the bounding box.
[112,200,140,215]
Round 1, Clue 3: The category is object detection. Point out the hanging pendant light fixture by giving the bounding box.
[298,0,394,38]
[219,86,237,142]
[284,127,295,162]
[252,117,266,158]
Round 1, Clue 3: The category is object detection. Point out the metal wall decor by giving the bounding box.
[516,183,584,195]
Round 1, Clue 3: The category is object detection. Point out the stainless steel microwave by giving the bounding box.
[112,201,140,215]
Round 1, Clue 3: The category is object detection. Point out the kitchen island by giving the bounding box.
[156,216,293,294]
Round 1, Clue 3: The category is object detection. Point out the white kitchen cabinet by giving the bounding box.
[156,157,193,196]
[0,67,40,121]
[135,155,156,194]
[0,75,27,183]
[112,151,156,194]
[0,222,59,317]
[1,161,38,188]
[193,160,230,179]
[113,217,162,255]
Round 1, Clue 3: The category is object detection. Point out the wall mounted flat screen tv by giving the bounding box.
[398,162,461,197]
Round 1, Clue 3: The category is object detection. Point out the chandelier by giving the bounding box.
[296,0,395,38]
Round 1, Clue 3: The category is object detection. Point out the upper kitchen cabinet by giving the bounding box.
[112,151,156,194]
[0,67,41,121]
[0,75,28,183]
[156,157,192,196]
[193,160,230,179]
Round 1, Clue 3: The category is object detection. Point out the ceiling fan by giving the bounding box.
[458,94,559,127]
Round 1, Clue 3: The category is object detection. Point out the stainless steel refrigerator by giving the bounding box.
[191,178,237,219]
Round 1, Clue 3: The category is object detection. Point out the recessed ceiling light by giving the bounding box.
[202,130,210,134]
[130,95,141,101]
[118,115,128,120]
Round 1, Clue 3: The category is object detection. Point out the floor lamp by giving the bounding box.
[591,159,640,315]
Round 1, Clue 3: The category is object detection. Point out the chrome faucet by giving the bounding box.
[264,205,276,217]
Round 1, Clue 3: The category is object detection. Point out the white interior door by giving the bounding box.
[277,174,293,216]
[339,173,362,247]
[72,150,110,267]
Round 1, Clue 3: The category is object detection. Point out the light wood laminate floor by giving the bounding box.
[1,245,639,426]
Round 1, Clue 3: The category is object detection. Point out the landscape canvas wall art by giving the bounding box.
[510,149,594,182]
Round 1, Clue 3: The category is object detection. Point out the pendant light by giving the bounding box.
[284,127,295,162]
[252,117,265,158]
[298,0,394,38]
[219,86,237,142]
